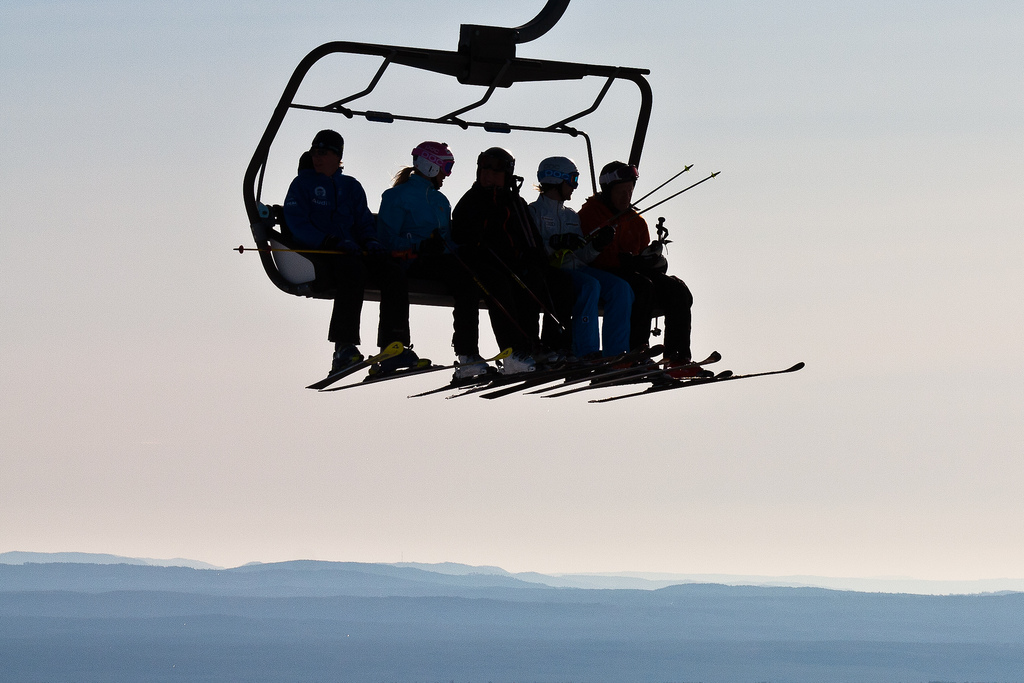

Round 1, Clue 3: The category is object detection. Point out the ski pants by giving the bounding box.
[567,267,633,357]
[309,252,407,349]
[607,268,694,359]
[460,250,574,355]
[406,253,481,357]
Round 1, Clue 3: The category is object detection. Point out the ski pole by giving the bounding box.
[482,245,567,335]
[580,169,718,240]
[631,164,692,208]
[433,232,541,348]
[236,244,353,256]
[578,164,691,241]
[504,201,568,334]
[635,171,720,216]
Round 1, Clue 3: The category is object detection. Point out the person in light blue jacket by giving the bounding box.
[377,142,487,377]
[527,156,632,358]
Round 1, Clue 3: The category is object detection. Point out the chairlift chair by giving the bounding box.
[242,0,653,307]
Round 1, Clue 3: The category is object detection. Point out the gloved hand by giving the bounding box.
[548,233,587,251]
[418,233,446,256]
[591,225,615,251]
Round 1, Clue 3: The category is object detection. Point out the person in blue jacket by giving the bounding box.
[377,142,488,378]
[283,129,420,375]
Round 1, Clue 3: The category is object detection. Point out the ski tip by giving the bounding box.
[788,361,805,372]
[307,373,342,390]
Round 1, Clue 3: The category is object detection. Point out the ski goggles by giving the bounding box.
[539,169,580,189]
[599,164,639,186]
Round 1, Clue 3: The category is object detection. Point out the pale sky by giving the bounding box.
[2,1,1022,581]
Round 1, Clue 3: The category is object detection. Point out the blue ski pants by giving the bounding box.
[569,266,634,357]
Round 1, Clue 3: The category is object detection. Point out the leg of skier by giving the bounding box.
[568,269,601,358]
[583,266,633,357]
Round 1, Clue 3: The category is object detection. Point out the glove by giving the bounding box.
[418,234,445,256]
[548,233,587,251]
[591,225,615,251]
[363,238,387,257]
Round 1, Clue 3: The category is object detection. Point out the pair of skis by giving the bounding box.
[307,342,804,402]
[588,361,805,403]
[424,345,664,401]
[425,351,802,402]
[307,344,513,393]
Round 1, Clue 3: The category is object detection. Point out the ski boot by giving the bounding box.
[331,343,364,374]
[454,354,490,379]
[368,347,430,378]
[664,354,715,380]
[499,351,536,375]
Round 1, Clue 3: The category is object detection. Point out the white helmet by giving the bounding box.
[537,156,579,188]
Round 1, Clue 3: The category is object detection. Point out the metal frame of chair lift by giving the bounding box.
[242,0,653,307]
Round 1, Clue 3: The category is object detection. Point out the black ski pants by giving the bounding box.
[309,252,408,348]
[406,253,481,357]
[459,249,574,355]
[608,268,694,359]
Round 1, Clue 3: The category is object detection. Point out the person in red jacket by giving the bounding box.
[579,161,699,376]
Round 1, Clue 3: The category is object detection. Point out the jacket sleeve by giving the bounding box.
[517,197,547,256]
[283,176,327,248]
[348,180,378,246]
[435,194,453,247]
[451,191,481,246]
[376,188,406,251]
[573,242,601,265]
[567,206,600,264]
[527,201,554,255]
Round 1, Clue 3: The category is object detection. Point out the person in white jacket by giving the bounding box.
[527,157,633,358]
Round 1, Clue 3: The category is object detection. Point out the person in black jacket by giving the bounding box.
[451,148,574,374]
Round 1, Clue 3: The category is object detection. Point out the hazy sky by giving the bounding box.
[2,1,1022,580]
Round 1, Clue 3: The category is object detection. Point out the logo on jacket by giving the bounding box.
[314,186,327,198]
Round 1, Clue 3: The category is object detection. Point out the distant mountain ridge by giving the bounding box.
[0,551,219,570]
[5,552,1024,595]
[3,558,1024,682]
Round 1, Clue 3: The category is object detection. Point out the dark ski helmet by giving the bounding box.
[598,161,639,192]
[477,147,516,176]
[311,129,344,156]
